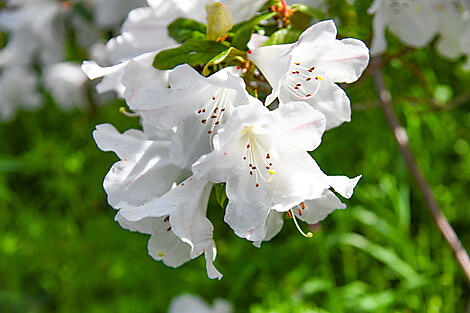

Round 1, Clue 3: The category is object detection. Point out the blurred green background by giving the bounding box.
[0,0,469,312]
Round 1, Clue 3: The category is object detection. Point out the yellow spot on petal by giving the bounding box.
[415,5,422,11]
[157,250,164,257]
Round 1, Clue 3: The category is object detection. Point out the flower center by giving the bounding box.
[283,62,324,99]
[240,127,275,188]
[197,87,232,135]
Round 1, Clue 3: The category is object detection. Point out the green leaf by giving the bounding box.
[231,12,276,50]
[213,183,227,208]
[202,47,246,76]
[290,11,313,31]
[291,4,326,21]
[153,39,228,70]
[264,27,301,45]
[168,18,206,42]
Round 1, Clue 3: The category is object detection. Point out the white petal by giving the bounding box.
[122,54,169,102]
[148,227,192,268]
[296,19,337,44]
[305,82,351,130]
[369,8,388,55]
[93,124,182,207]
[248,44,292,105]
[168,178,214,258]
[298,190,346,224]
[293,38,370,84]
[269,101,326,151]
[328,175,361,199]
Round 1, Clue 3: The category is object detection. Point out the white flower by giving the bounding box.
[43,62,88,110]
[85,0,147,29]
[118,177,222,280]
[193,101,361,242]
[0,67,42,120]
[368,0,439,55]
[249,20,369,129]
[0,0,63,65]
[168,294,232,313]
[81,50,163,97]
[433,0,470,59]
[93,124,221,279]
[93,123,184,207]
[126,64,257,169]
[192,101,323,241]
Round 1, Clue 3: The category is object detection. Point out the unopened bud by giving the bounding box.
[205,2,233,41]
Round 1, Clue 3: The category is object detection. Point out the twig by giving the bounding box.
[372,57,470,283]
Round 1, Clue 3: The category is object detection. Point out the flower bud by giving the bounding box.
[205,2,233,41]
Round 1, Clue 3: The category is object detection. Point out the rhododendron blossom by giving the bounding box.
[90,2,366,279]
[249,20,369,129]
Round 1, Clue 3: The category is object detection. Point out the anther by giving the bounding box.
[301,202,305,209]
[243,156,247,160]
[266,153,270,159]
[292,71,300,74]
[296,83,301,86]
[306,94,311,97]
[201,119,207,123]
[266,166,270,169]
[287,211,292,218]
[212,96,215,100]
[298,208,302,216]
[310,66,315,71]
[247,144,250,148]
[269,163,272,166]
[306,77,311,81]
[202,109,206,112]
[255,183,259,187]
[214,107,218,113]
[295,62,300,65]
[164,216,169,222]
[315,76,323,80]
[208,130,212,134]
[215,121,220,125]
[211,115,217,118]
[250,171,253,175]
[221,108,226,112]
[249,163,253,167]
[166,226,171,231]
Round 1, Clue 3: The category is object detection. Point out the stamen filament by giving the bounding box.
[291,209,313,238]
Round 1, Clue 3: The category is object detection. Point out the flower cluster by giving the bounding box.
[0,0,144,119]
[91,0,369,279]
[369,0,470,68]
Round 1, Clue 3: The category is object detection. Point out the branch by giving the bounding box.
[372,57,470,283]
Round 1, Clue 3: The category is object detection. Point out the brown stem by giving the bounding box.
[372,57,470,283]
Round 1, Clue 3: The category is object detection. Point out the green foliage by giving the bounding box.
[231,12,276,50]
[202,47,246,76]
[265,27,302,45]
[153,39,228,70]
[168,18,206,43]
